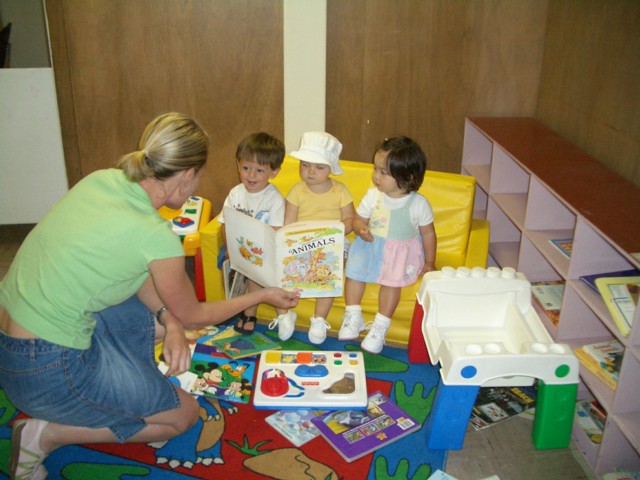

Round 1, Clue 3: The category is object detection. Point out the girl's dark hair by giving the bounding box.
[236,132,285,170]
[375,136,427,192]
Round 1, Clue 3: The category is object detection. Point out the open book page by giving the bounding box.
[224,206,344,297]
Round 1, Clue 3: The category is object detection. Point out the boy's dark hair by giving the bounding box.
[236,132,285,170]
[375,136,427,192]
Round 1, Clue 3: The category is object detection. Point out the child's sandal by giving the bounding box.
[233,315,257,335]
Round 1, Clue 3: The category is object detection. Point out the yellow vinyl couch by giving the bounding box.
[200,156,489,346]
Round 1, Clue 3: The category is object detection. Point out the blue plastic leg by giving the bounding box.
[425,383,480,450]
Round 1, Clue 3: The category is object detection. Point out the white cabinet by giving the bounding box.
[462,117,640,476]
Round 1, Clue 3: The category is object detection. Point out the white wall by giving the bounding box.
[283,0,327,153]
[0,68,68,223]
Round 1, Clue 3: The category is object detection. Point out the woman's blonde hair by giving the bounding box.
[118,112,210,182]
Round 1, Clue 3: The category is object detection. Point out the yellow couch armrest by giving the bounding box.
[464,219,490,268]
[200,214,226,301]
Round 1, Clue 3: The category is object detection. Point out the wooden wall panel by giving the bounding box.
[537,0,640,188]
[47,0,284,212]
[327,0,547,173]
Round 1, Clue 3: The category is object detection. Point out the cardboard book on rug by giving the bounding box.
[265,409,326,447]
[310,391,420,463]
[202,330,281,360]
[469,385,537,430]
[223,206,345,298]
[187,343,257,404]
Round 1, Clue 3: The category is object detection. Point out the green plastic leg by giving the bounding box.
[532,380,578,449]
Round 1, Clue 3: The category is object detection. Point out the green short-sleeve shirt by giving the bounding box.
[0,169,184,349]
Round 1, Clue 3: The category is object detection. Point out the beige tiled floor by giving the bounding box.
[0,224,598,480]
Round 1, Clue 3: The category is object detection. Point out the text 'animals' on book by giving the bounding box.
[224,206,345,298]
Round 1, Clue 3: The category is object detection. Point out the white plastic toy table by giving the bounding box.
[408,266,579,450]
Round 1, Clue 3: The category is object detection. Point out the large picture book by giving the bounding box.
[223,206,345,298]
[595,276,640,337]
[310,391,420,463]
[469,385,537,430]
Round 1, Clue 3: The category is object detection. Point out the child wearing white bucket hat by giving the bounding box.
[268,132,355,344]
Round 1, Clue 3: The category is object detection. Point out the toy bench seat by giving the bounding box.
[200,156,489,346]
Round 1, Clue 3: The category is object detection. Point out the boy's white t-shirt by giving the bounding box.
[218,183,285,226]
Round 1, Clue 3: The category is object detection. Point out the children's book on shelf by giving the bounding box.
[223,206,345,298]
[469,385,537,430]
[582,339,624,382]
[573,344,620,390]
[549,237,573,258]
[200,329,281,360]
[265,409,326,447]
[595,276,640,336]
[531,280,565,326]
[575,399,603,444]
[188,343,256,404]
[579,268,640,293]
[222,258,248,299]
[310,391,420,463]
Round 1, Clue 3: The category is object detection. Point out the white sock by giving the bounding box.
[374,313,391,327]
[345,305,362,313]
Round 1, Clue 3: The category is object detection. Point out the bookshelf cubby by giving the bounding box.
[461,117,640,476]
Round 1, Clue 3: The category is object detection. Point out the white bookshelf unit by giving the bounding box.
[461,117,640,476]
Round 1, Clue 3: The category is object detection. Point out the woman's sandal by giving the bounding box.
[233,314,257,335]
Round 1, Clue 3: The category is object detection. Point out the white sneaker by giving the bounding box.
[268,311,297,341]
[361,319,390,354]
[308,316,331,344]
[338,310,365,340]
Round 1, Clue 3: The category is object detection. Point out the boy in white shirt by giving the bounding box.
[218,132,289,333]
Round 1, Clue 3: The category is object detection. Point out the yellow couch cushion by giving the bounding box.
[200,156,487,346]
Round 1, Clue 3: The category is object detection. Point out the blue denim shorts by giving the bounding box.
[0,296,180,442]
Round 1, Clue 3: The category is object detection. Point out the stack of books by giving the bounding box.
[573,339,624,390]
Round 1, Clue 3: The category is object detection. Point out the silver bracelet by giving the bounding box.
[155,306,169,326]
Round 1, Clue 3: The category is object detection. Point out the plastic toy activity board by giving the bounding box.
[253,350,368,410]
[169,195,203,236]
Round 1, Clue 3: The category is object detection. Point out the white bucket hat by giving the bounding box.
[290,131,344,175]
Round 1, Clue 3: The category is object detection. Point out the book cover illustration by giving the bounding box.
[595,276,640,336]
[202,330,281,360]
[573,346,618,390]
[549,238,573,258]
[310,391,420,463]
[582,339,624,383]
[265,409,326,447]
[531,281,565,326]
[224,206,345,298]
[189,344,256,404]
[469,385,537,431]
[575,400,603,444]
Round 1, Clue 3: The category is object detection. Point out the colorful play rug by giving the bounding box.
[0,326,445,479]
